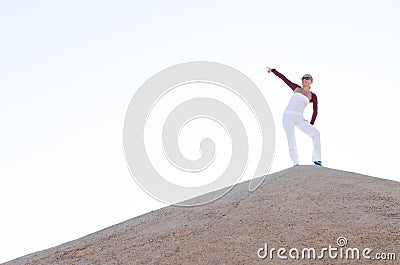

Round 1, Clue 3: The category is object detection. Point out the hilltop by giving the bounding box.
[4,166,399,264]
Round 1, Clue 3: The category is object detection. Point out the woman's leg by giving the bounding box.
[296,118,321,162]
[283,113,299,165]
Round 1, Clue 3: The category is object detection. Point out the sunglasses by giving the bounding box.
[301,76,312,80]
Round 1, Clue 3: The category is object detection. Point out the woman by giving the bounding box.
[266,67,322,166]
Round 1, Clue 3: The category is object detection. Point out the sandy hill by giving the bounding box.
[3,166,399,264]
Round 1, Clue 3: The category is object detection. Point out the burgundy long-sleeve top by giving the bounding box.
[271,69,318,125]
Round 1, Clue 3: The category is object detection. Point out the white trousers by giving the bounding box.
[282,110,321,165]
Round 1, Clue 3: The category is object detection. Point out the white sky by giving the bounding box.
[1,0,399,262]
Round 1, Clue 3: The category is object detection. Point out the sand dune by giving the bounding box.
[3,166,399,264]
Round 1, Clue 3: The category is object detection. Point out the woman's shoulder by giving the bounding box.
[310,92,318,102]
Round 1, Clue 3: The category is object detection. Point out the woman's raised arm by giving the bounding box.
[266,67,300,91]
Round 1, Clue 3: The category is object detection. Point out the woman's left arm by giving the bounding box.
[310,93,318,125]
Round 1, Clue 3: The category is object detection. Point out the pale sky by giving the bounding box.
[1,0,400,263]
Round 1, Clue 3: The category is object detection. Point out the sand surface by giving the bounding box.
[3,166,399,264]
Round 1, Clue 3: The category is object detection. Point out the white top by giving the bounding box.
[285,92,310,113]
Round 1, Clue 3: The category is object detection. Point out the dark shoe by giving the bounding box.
[314,161,322,166]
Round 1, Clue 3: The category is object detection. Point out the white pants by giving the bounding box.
[282,110,321,165]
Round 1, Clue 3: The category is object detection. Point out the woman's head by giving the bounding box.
[301,74,313,87]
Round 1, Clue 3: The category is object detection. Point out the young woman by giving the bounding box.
[266,67,322,166]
